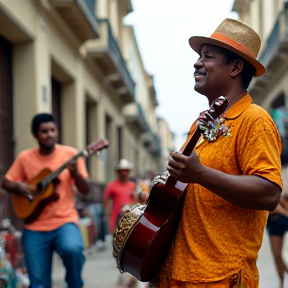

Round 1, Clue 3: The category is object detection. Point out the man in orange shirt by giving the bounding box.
[152,19,282,288]
[1,113,90,288]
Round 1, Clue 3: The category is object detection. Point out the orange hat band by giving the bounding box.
[211,32,255,58]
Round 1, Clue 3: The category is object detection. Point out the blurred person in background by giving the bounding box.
[136,171,156,205]
[104,159,137,288]
[266,166,288,287]
[104,159,136,235]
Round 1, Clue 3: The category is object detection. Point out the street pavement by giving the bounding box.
[52,232,282,288]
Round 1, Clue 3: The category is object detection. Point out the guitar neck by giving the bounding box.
[181,130,202,157]
[39,150,85,190]
[181,96,228,157]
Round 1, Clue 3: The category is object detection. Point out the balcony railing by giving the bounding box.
[85,0,96,13]
[123,102,149,132]
[101,19,135,99]
[249,7,288,103]
[85,19,135,103]
[50,0,100,42]
[258,13,282,69]
[142,121,162,158]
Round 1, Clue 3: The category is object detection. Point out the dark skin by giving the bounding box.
[167,44,281,211]
[2,121,90,198]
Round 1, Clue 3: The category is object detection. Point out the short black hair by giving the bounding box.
[220,47,256,89]
[31,113,55,135]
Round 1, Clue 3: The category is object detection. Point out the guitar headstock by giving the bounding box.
[196,96,229,142]
[198,96,228,123]
[85,139,109,156]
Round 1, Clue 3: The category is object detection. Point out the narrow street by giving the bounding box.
[52,232,282,288]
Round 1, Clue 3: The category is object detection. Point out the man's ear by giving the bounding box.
[231,59,244,77]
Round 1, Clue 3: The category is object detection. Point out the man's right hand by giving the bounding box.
[15,183,33,200]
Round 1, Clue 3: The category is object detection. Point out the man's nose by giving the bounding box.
[194,59,203,69]
[47,130,55,137]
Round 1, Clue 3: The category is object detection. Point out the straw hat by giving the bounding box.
[116,159,133,170]
[189,18,265,77]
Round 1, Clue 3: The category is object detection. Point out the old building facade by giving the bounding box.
[232,0,288,166]
[0,0,173,222]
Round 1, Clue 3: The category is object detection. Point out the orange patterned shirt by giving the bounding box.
[158,94,283,287]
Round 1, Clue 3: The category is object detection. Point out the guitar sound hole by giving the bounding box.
[37,183,43,192]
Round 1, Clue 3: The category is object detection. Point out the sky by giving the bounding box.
[124,0,238,149]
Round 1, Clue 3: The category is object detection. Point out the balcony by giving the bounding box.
[85,19,135,103]
[123,102,149,133]
[49,0,100,42]
[149,134,162,158]
[141,126,161,158]
[249,7,288,104]
[232,0,250,14]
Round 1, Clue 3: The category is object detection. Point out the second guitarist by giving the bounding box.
[1,113,90,288]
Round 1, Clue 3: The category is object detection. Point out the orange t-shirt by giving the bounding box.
[5,144,89,231]
[159,94,283,287]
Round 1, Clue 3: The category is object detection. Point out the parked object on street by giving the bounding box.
[0,219,28,288]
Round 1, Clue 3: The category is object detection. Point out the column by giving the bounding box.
[262,0,275,41]
[13,15,50,154]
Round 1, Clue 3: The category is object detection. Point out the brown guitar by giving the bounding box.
[113,96,228,281]
[13,139,109,224]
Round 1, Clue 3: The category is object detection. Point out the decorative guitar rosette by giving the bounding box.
[113,204,146,272]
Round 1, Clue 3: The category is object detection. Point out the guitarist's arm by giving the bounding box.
[1,152,33,199]
[67,159,90,196]
[1,178,33,200]
[167,150,281,211]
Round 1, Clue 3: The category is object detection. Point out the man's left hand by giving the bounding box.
[167,151,204,183]
[67,160,78,178]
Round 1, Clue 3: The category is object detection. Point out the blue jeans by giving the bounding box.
[22,223,85,288]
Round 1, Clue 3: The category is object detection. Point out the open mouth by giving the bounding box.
[194,71,207,82]
[194,71,207,77]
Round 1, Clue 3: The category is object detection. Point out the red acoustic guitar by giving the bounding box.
[13,139,109,224]
[113,96,228,281]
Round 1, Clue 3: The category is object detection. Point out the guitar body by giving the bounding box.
[13,168,59,223]
[117,177,187,281]
[11,139,109,224]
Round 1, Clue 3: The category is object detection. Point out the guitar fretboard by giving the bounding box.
[37,151,85,192]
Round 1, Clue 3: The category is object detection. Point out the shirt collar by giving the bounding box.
[224,93,252,120]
